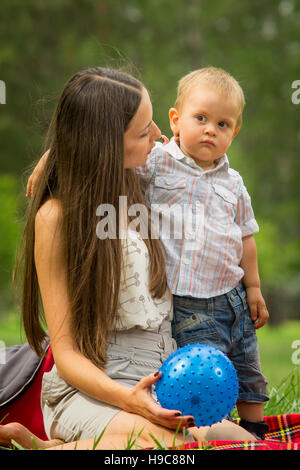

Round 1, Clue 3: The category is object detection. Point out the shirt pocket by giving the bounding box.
[151,176,187,207]
[209,183,237,226]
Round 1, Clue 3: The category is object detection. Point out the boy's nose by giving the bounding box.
[203,123,217,136]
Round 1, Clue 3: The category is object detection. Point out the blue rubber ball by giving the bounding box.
[155,343,239,427]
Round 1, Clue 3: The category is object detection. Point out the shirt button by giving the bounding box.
[158,340,164,349]
[45,399,50,406]
[195,200,201,206]
[183,259,189,265]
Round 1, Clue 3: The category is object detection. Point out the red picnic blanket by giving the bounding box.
[182,414,300,450]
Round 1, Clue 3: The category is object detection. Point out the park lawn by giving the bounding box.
[0,310,27,347]
[0,312,299,428]
[1,311,299,391]
[257,320,300,389]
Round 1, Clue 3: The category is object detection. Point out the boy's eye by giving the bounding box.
[218,121,228,128]
[196,115,207,122]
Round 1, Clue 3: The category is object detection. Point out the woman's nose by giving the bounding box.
[151,121,161,140]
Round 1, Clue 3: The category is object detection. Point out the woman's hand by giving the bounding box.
[123,371,195,430]
[26,149,50,197]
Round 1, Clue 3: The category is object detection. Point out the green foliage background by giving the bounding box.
[0,0,300,325]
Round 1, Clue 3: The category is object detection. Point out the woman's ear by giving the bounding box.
[169,108,180,140]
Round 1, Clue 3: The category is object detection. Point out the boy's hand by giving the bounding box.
[26,149,50,197]
[160,134,180,145]
[161,135,169,145]
[246,287,269,329]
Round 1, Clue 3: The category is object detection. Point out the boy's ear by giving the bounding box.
[233,127,240,138]
[169,107,180,139]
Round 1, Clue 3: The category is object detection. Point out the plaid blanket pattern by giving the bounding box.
[183,414,300,450]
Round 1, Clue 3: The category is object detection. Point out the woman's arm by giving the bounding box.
[34,199,191,429]
[34,199,131,406]
[26,150,49,197]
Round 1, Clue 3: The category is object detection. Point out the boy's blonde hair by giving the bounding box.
[174,67,245,129]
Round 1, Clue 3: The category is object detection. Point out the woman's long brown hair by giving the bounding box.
[14,67,167,369]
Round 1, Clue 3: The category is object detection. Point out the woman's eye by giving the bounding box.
[140,131,150,138]
[218,121,228,128]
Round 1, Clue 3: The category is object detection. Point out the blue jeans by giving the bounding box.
[172,283,269,404]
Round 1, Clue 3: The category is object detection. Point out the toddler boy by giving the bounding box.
[138,67,269,439]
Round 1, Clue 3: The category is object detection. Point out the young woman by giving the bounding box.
[0,67,254,449]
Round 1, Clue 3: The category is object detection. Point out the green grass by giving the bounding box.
[1,311,299,389]
[256,320,300,388]
[1,312,299,425]
[0,311,299,451]
[3,367,300,450]
[0,310,26,346]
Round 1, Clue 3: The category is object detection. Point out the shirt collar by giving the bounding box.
[163,138,229,173]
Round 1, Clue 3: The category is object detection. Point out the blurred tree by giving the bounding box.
[0,0,299,322]
[0,175,23,313]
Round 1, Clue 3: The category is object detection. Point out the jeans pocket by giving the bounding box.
[172,305,219,347]
[41,365,76,406]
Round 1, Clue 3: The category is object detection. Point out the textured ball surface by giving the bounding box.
[155,343,239,427]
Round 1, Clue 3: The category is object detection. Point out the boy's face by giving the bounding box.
[169,86,240,169]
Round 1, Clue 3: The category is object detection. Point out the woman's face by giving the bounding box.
[123,88,161,169]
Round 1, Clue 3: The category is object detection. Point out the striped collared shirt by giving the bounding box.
[137,139,259,299]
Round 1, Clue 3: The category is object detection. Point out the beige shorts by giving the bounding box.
[41,319,176,442]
